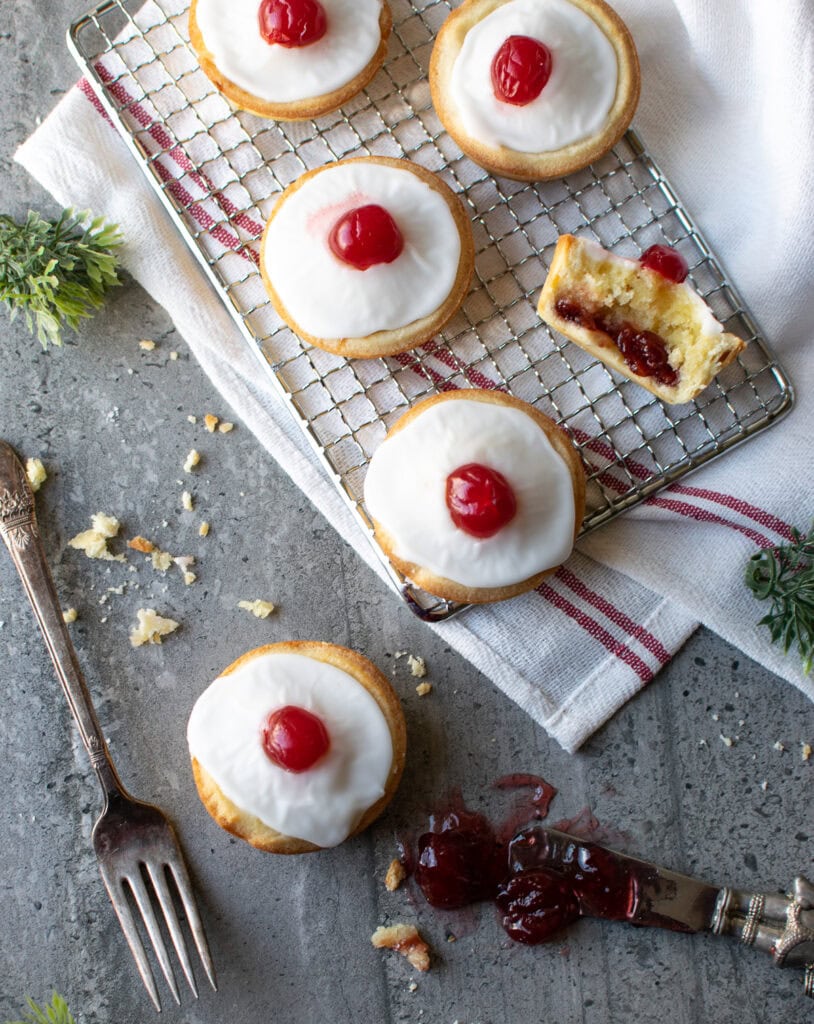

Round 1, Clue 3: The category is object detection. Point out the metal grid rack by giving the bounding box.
[68,0,793,619]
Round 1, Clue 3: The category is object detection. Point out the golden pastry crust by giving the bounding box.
[191,641,407,854]
[369,389,586,604]
[429,0,640,181]
[538,234,746,404]
[189,0,392,121]
[260,156,475,358]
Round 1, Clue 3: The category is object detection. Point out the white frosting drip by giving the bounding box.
[187,651,394,848]
[448,0,618,153]
[364,399,577,588]
[194,0,383,103]
[264,162,462,339]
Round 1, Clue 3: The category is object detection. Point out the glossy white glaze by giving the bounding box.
[364,398,577,588]
[448,0,618,153]
[187,650,394,847]
[264,161,462,339]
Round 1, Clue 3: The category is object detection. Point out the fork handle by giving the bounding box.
[0,441,125,799]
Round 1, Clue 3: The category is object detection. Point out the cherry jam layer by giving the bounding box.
[554,297,679,388]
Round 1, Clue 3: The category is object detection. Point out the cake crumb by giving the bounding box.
[408,982,418,993]
[371,924,430,972]
[238,599,276,619]
[802,743,812,762]
[407,654,427,678]
[416,682,432,697]
[385,859,406,892]
[720,734,734,748]
[204,414,219,433]
[129,608,179,647]
[199,521,210,537]
[760,780,769,792]
[183,570,197,586]
[151,549,174,572]
[218,421,235,433]
[139,339,156,351]
[184,449,201,473]
[170,351,179,361]
[62,608,78,623]
[187,415,197,425]
[25,458,47,492]
[69,513,126,562]
[181,490,194,511]
[773,741,786,752]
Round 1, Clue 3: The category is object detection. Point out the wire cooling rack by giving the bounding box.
[68,0,793,619]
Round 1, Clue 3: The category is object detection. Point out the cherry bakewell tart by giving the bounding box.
[187,641,407,854]
[429,0,640,181]
[189,0,391,121]
[538,235,746,404]
[363,390,586,604]
[260,156,475,359]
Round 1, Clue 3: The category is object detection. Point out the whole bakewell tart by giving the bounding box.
[260,156,475,359]
[187,641,407,854]
[363,390,586,604]
[538,235,746,404]
[189,0,392,121]
[430,0,640,181]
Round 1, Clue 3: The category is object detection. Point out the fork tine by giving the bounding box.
[145,861,198,998]
[100,871,162,1012]
[127,869,181,1006]
[167,858,217,992]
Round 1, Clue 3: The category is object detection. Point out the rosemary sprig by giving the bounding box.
[3,993,76,1024]
[745,521,814,674]
[0,208,123,348]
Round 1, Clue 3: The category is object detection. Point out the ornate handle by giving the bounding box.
[0,441,124,800]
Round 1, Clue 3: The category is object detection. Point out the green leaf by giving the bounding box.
[3,992,76,1024]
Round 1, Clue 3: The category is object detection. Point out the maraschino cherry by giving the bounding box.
[639,244,689,284]
[262,705,330,772]
[259,0,327,48]
[491,35,553,106]
[446,463,517,539]
[329,204,405,271]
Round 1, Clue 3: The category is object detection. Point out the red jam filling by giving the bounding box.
[328,204,404,271]
[415,808,505,909]
[554,297,679,387]
[491,35,553,106]
[639,244,689,284]
[445,463,518,539]
[496,871,580,944]
[258,0,327,48]
[261,705,330,772]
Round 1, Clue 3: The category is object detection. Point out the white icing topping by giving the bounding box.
[448,0,618,153]
[194,0,383,103]
[264,162,462,339]
[364,398,577,588]
[187,651,394,847]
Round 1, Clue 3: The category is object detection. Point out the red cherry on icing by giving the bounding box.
[445,463,517,539]
[261,705,330,772]
[258,0,327,48]
[328,204,405,271]
[491,35,553,106]
[639,244,689,284]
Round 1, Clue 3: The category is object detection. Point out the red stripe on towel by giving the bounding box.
[646,496,774,548]
[667,484,794,541]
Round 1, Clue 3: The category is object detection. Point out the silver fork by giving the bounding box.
[0,440,216,1011]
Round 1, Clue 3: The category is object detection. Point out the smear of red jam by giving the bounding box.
[415,807,504,909]
[329,204,404,271]
[554,297,678,387]
[491,35,553,106]
[261,705,330,772]
[496,870,580,944]
[258,0,327,48]
[445,464,518,539]
[640,245,689,284]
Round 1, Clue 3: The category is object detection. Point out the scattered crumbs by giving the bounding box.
[69,513,126,562]
[760,780,769,792]
[204,413,219,433]
[161,519,169,528]
[720,735,734,748]
[802,743,812,762]
[371,924,430,973]
[394,650,407,659]
[62,608,78,623]
[735,691,740,699]
[184,449,201,473]
[385,859,406,892]
[128,535,156,554]
[183,571,197,586]
[25,458,47,492]
[100,616,108,624]
[199,521,210,537]
[187,415,197,425]
[170,351,179,361]
[182,490,194,511]
[129,608,180,647]
[446,932,457,943]
[416,682,432,697]
[408,982,418,993]
[106,407,119,422]
[711,713,719,722]
[139,339,156,351]
[738,719,746,727]
[107,585,125,596]
[774,741,786,752]
[151,549,174,573]
[218,421,234,433]
[238,599,276,619]
[407,654,427,678]
[127,368,134,376]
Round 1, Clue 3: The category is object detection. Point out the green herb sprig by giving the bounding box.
[3,993,76,1024]
[0,208,123,348]
[746,521,814,674]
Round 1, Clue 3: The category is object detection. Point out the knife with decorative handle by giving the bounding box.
[510,826,814,996]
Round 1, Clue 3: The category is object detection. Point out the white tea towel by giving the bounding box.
[16,0,814,752]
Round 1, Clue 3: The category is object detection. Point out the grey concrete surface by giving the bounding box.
[2,3,814,1023]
